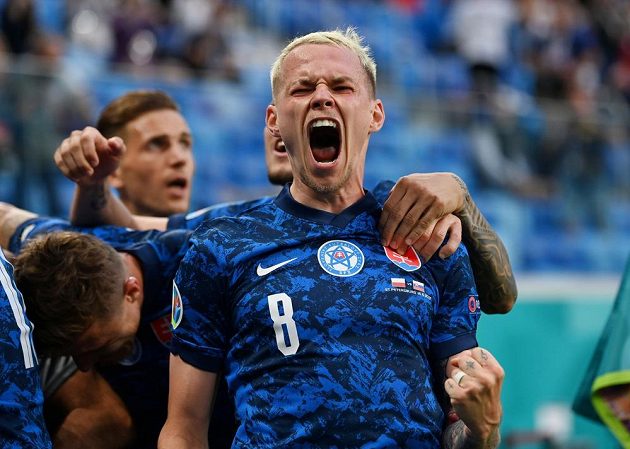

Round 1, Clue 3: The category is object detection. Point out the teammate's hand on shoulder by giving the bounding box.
[379,173,467,255]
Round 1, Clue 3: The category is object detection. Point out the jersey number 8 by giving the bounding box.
[267,293,300,356]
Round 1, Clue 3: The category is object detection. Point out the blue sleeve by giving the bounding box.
[167,197,274,231]
[170,232,229,372]
[9,217,71,254]
[370,180,395,205]
[0,249,52,448]
[429,244,480,360]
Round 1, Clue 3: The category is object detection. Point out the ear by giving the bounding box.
[266,104,281,137]
[369,99,385,133]
[123,276,142,304]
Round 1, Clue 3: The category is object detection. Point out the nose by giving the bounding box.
[169,143,191,167]
[311,84,335,110]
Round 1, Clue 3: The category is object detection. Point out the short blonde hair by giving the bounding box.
[270,27,377,101]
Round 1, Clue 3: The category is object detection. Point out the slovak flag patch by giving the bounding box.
[171,281,183,329]
[384,246,422,272]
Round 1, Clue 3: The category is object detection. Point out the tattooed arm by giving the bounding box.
[379,173,517,314]
[441,348,504,449]
[453,175,517,314]
[53,127,138,228]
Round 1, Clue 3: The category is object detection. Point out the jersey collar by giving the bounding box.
[274,184,380,228]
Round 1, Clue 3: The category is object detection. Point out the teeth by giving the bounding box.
[311,119,336,129]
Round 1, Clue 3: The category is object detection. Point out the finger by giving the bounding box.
[405,202,445,248]
[379,187,413,248]
[470,347,501,372]
[390,201,430,254]
[414,219,448,263]
[438,216,462,259]
[445,349,473,377]
[53,148,72,178]
[81,130,107,168]
[59,137,89,179]
[107,137,125,157]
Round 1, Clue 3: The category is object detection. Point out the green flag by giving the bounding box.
[573,256,630,446]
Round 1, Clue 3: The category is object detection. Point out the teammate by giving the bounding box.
[159,28,504,448]
[0,206,212,449]
[0,246,53,449]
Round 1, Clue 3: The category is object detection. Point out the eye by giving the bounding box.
[334,85,353,93]
[291,88,310,96]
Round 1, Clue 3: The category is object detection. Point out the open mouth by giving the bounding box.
[309,119,340,163]
[167,177,188,190]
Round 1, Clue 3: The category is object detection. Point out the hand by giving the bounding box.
[411,213,462,262]
[54,127,125,186]
[445,347,504,443]
[379,173,467,256]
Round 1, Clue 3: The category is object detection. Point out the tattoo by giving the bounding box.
[457,194,517,314]
[443,420,501,449]
[86,184,109,211]
[465,360,475,370]
[480,349,488,361]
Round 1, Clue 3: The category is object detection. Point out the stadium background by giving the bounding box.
[0,0,628,447]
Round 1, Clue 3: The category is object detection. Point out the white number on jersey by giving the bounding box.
[267,293,300,356]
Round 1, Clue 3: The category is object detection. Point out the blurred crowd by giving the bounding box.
[0,0,628,270]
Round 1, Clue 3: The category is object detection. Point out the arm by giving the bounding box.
[441,347,504,449]
[379,173,517,313]
[0,202,37,248]
[47,370,135,449]
[53,127,138,228]
[158,355,217,449]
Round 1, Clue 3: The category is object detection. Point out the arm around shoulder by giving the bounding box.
[453,175,517,314]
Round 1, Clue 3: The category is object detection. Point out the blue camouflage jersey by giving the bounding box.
[9,219,236,449]
[171,185,480,448]
[0,248,52,449]
[167,181,395,231]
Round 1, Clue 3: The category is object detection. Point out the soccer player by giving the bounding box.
[0,207,207,449]
[0,245,52,448]
[159,28,504,448]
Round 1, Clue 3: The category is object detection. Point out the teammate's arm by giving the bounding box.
[47,370,135,449]
[53,127,138,228]
[440,347,504,449]
[379,173,517,313]
[0,202,37,248]
[158,355,217,449]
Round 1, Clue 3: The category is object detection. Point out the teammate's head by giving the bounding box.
[97,90,195,217]
[264,126,292,185]
[14,232,143,370]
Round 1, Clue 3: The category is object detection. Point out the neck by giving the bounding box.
[289,177,365,214]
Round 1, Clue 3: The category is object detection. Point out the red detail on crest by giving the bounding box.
[384,246,421,270]
[151,315,173,346]
[468,296,477,313]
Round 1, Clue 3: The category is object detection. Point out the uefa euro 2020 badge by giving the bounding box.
[171,281,183,329]
[318,240,364,277]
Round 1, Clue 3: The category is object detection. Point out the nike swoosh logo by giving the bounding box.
[256,257,298,276]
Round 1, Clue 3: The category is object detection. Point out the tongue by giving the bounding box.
[312,147,337,163]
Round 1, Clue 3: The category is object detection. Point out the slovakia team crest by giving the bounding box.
[171,282,183,329]
[318,240,364,277]
[384,246,422,272]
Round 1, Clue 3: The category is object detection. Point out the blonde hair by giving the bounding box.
[270,27,377,101]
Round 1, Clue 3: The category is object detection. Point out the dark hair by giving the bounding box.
[14,232,125,355]
[96,90,179,138]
